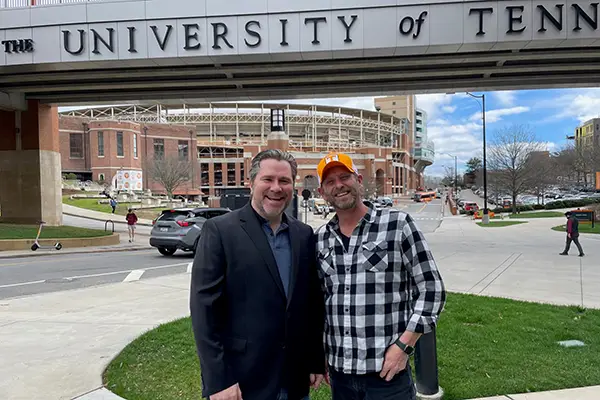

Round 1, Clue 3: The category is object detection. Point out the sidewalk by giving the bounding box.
[1,216,599,400]
[427,217,600,309]
[0,274,189,400]
[63,204,154,226]
[466,386,600,400]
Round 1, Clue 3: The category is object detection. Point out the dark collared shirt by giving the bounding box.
[253,207,292,297]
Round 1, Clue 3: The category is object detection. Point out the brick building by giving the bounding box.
[59,98,432,200]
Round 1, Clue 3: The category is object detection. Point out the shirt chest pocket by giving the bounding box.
[362,241,389,272]
[318,247,336,276]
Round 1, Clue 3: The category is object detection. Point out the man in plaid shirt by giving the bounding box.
[315,152,446,400]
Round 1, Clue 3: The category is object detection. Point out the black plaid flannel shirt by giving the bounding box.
[315,201,446,375]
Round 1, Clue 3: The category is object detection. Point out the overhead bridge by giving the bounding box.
[0,0,599,105]
[1,0,600,227]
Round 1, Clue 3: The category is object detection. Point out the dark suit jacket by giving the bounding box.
[190,203,325,400]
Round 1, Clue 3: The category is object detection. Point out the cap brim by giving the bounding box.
[320,161,355,182]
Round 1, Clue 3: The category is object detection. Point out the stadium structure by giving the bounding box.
[59,98,434,204]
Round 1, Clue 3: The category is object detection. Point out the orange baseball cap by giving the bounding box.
[317,152,359,183]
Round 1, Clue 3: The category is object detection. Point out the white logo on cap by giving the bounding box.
[325,155,339,164]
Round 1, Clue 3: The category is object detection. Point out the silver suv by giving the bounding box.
[149,207,230,256]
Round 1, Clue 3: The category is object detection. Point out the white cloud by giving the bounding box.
[415,93,455,120]
[441,105,457,113]
[494,91,517,107]
[253,96,378,111]
[536,88,600,123]
[470,106,530,123]
[426,119,484,176]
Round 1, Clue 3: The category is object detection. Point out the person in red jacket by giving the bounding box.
[125,208,138,243]
[559,211,584,257]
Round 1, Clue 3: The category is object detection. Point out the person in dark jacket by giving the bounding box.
[560,211,584,257]
[190,149,325,400]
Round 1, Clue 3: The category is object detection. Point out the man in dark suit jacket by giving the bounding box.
[190,149,325,400]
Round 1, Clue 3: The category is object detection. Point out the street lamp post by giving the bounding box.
[466,92,489,224]
[440,152,458,196]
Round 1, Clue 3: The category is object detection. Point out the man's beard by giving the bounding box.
[328,185,359,210]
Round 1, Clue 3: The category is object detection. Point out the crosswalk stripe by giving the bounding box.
[123,269,145,282]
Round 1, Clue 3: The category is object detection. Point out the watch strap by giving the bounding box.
[394,339,415,355]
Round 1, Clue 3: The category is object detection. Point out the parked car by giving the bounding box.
[376,197,394,207]
[463,201,479,212]
[150,207,230,256]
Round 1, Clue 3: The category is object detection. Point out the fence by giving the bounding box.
[1,0,113,8]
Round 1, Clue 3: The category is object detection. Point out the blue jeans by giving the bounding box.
[277,388,309,400]
[329,365,416,400]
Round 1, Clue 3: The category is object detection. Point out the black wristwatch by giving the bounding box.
[394,339,415,356]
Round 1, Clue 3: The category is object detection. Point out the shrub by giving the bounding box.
[66,173,77,180]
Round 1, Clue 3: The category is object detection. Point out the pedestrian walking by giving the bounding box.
[559,211,585,257]
[125,208,138,243]
[190,149,325,400]
[109,198,118,214]
[314,152,446,400]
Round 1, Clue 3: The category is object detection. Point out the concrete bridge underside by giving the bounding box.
[1,47,600,105]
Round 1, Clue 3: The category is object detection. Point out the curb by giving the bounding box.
[74,387,125,400]
[0,245,153,259]
[63,212,154,227]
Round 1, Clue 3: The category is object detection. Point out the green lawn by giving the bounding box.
[476,221,528,228]
[509,211,564,219]
[63,196,168,221]
[103,294,600,400]
[552,224,600,234]
[0,223,111,239]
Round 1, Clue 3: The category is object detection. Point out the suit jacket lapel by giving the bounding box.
[239,204,287,301]
[286,219,301,309]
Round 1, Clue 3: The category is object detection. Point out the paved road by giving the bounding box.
[458,189,484,208]
[399,198,444,233]
[0,249,191,300]
[1,201,442,301]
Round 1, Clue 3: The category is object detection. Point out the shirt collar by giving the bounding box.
[251,204,289,229]
[325,200,377,232]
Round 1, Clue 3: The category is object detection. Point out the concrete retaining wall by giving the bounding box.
[0,233,120,251]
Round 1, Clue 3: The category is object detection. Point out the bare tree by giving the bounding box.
[149,155,192,198]
[527,151,558,205]
[488,125,546,213]
[441,166,455,187]
[554,143,600,188]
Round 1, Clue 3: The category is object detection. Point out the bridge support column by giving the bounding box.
[0,100,62,226]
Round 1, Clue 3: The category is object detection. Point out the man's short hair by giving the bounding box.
[565,211,572,217]
[249,149,298,183]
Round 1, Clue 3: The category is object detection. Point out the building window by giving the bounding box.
[214,163,223,186]
[70,133,83,158]
[240,162,246,184]
[392,101,396,105]
[227,163,236,186]
[133,134,138,158]
[98,173,105,182]
[153,139,164,160]
[200,163,209,186]
[392,110,396,115]
[116,132,124,157]
[178,140,189,160]
[97,132,104,157]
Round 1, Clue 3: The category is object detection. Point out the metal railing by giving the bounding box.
[1,0,107,8]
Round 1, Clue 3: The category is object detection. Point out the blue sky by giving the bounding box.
[289,88,600,177]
